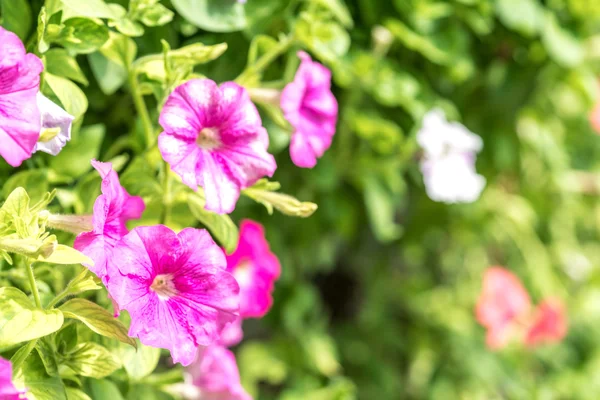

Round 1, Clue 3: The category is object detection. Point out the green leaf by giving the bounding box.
[13,351,67,400]
[60,269,102,299]
[0,288,64,347]
[63,342,121,378]
[363,175,402,242]
[115,340,160,380]
[188,192,239,253]
[315,0,353,28]
[296,15,350,63]
[171,0,246,32]
[138,3,174,27]
[384,19,450,64]
[50,124,105,178]
[38,245,93,265]
[88,379,125,400]
[56,17,110,54]
[2,171,49,209]
[43,73,88,119]
[44,48,89,86]
[0,0,32,40]
[243,180,318,217]
[36,338,59,377]
[66,388,92,400]
[542,13,584,68]
[134,41,227,82]
[60,298,136,347]
[495,0,543,36]
[89,32,137,95]
[61,0,116,19]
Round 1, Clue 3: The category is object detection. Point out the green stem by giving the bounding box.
[25,258,42,308]
[160,162,172,225]
[236,35,296,86]
[129,73,155,149]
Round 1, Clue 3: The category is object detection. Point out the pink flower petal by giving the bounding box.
[74,160,145,282]
[188,346,252,400]
[476,267,531,350]
[0,357,25,399]
[226,220,281,318]
[0,28,43,167]
[525,298,567,347]
[106,225,240,366]
[281,52,338,169]
[159,79,276,214]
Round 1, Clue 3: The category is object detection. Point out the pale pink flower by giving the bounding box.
[0,27,43,167]
[476,267,531,349]
[74,160,145,283]
[590,102,600,134]
[34,93,74,156]
[158,79,276,214]
[188,346,251,400]
[281,51,338,168]
[106,225,240,366]
[226,220,281,318]
[0,357,25,399]
[525,298,567,347]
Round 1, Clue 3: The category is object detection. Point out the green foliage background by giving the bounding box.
[2,0,600,399]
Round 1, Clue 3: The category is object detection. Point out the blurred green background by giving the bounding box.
[3,0,600,398]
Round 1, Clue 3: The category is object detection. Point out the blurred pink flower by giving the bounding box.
[476,267,531,349]
[226,220,281,318]
[0,27,43,167]
[188,346,251,400]
[106,225,240,366]
[590,102,600,133]
[158,79,276,214]
[0,357,25,399]
[281,51,338,168]
[219,316,244,347]
[74,160,145,283]
[525,298,567,347]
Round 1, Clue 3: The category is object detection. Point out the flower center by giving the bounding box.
[150,274,177,299]
[233,260,253,288]
[196,127,222,150]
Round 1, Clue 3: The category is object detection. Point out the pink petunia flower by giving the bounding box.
[0,27,43,167]
[74,160,145,283]
[188,346,251,400]
[525,298,567,347]
[226,220,281,319]
[106,225,240,366]
[475,267,531,349]
[281,51,338,168]
[0,357,26,399]
[158,79,276,214]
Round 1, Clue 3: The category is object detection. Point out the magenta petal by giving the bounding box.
[0,28,42,167]
[74,160,145,282]
[188,346,252,400]
[226,220,281,318]
[159,78,277,214]
[199,153,242,214]
[219,317,243,347]
[0,357,25,399]
[107,226,240,366]
[281,52,338,169]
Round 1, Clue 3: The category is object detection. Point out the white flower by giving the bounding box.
[34,93,74,156]
[417,109,486,204]
[417,108,483,159]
